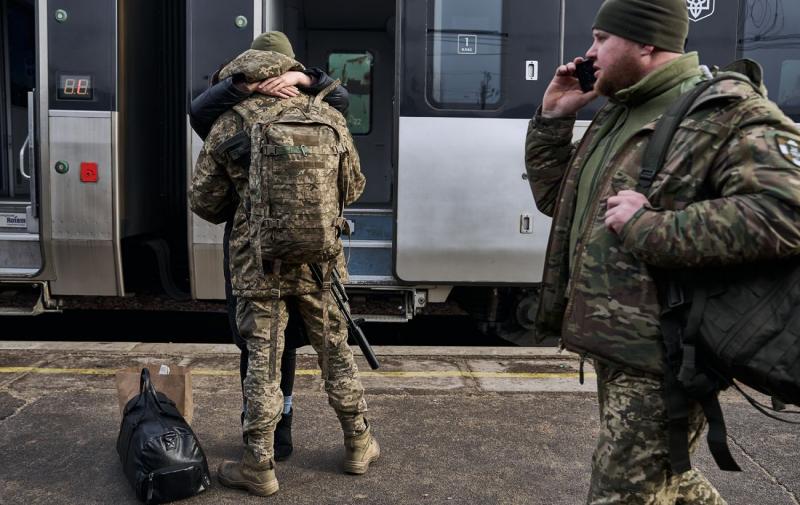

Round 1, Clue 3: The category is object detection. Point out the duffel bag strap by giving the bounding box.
[140,367,167,415]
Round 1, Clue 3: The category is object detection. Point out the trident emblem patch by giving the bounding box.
[686,0,715,22]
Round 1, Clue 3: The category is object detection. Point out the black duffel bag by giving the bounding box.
[116,368,211,504]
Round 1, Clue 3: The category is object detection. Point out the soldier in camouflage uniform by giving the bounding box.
[525,0,800,503]
[190,48,379,496]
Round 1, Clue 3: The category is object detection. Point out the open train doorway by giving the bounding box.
[279,0,397,284]
[0,0,41,276]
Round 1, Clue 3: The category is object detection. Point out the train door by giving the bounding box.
[291,0,397,284]
[395,0,560,283]
[0,0,41,276]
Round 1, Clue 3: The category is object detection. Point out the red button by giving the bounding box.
[80,162,98,183]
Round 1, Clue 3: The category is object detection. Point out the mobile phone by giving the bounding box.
[575,59,597,93]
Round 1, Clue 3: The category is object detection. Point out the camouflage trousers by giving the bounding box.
[236,291,369,464]
[587,362,727,505]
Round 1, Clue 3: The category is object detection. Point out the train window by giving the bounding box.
[426,0,504,110]
[738,0,800,121]
[328,52,373,135]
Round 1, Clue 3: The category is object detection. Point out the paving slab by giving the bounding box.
[0,344,797,505]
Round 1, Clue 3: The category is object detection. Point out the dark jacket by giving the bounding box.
[190,67,349,140]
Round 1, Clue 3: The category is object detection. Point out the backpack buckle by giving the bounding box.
[667,282,686,308]
[299,145,309,156]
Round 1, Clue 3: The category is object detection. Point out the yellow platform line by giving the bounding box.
[0,366,594,380]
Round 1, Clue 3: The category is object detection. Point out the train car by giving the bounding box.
[1,0,798,343]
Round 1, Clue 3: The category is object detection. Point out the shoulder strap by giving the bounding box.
[637,74,751,193]
[646,73,756,475]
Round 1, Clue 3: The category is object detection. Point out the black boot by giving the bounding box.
[274,408,294,461]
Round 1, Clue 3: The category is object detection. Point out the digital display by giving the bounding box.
[57,74,93,100]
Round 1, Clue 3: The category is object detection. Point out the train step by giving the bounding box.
[0,282,59,316]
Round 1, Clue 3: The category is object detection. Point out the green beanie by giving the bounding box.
[593,0,689,53]
[250,31,295,58]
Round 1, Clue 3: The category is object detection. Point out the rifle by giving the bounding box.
[309,263,380,369]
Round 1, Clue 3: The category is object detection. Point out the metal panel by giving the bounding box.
[48,115,112,240]
[50,238,117,295]
[192,243,225,299]
[47,0,115,112]
[396,116,550,284]
[0,238,41,269]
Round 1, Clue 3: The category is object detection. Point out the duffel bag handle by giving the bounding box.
[139,367,168,414]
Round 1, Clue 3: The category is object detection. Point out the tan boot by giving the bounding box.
[217,451,279,496]
[343,424,380,475]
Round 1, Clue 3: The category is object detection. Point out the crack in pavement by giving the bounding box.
[0,356,72,426]
[728,434,800,505]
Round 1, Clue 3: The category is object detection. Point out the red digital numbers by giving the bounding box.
[58,75,92,100]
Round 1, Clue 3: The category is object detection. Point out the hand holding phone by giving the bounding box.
[575,59,597,93]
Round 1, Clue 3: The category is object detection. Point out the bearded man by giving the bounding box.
[525,0,800,503]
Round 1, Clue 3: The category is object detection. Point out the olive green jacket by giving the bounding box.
[525,57,800,374]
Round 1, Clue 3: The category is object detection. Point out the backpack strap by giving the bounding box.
[310,79,342,110]
[637,74,751,193]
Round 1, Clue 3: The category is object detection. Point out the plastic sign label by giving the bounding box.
[0,213,27,228]
[687,0,715,22]
[458,34,477,55]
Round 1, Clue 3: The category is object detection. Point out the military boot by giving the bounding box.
[217,451,279,496]
[274,408,293,461]
[343,423,380,475]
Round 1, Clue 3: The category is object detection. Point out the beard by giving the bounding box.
[595,52,646,97]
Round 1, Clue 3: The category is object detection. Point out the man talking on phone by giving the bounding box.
[525,0,800,503]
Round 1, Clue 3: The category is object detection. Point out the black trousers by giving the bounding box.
[223,218,308,406]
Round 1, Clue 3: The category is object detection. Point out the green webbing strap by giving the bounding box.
[268,259,282,382]
[262,144,345,156]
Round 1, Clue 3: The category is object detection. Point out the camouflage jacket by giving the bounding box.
[190,50,366,298]
[525,61,800,375]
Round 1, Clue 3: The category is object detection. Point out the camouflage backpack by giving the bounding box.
[232,82,351,267]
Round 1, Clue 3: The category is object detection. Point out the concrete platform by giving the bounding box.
[0,343,798,504]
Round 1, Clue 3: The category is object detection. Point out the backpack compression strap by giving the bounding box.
[638,73,753,474]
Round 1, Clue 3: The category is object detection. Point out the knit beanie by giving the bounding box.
[593,0,689,53]
[250,31,295,58]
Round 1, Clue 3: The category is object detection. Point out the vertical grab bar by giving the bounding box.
[26,91,38,219]
[18,136,31,179]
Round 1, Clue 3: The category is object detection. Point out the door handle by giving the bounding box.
[19,135,31,180]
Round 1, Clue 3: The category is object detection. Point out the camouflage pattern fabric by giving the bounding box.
[233,89,353,265]
[219,49,304,83]
[236,293,368,464]
[588,362,726,505]
[525,56,800,375]
[190,49,370,466]
[190,50,365,299]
